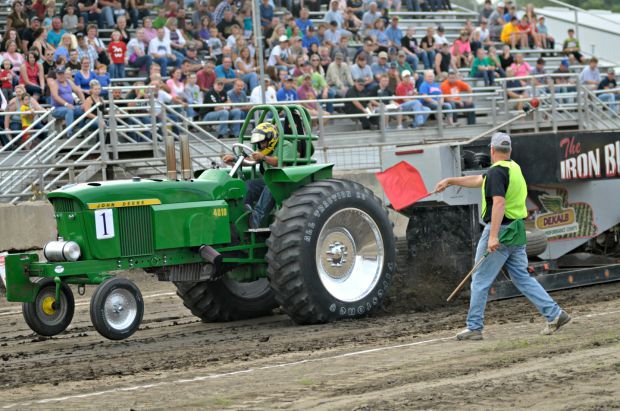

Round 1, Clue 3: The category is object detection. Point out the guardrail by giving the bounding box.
[1,73,618,201]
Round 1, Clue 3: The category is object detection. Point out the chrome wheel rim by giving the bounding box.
[315,208,385,302]
[35,288,68,326]
[104,289,138,331]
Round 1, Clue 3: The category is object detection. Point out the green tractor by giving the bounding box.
[4,105,396,340]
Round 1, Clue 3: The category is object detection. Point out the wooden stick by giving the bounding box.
[446,253,489,303]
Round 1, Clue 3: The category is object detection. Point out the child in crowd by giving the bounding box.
[108,30,127,79]
[20,94,36,144]
[94,63,111,97]
[0,60,14,100]
[182,72,202,119]
[63,5,79,32]
[207,27,223,64]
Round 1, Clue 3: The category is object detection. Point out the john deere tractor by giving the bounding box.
[4,105,396,340]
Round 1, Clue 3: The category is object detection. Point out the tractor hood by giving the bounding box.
[48,169,245,209]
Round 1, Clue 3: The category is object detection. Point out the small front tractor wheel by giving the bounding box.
[23,278,75,337]
[266,179,397,324]
[90,278,144,340]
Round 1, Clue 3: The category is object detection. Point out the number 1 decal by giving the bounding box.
[95,209,115,239]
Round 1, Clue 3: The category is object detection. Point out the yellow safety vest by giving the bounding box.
[481,160,528,220]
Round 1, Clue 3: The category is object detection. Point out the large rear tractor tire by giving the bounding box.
[175,274,278,322]
[266,179,397,324]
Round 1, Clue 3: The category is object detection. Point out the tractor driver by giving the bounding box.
[222,122,296,229]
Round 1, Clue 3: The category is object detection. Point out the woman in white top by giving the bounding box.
[127,28,153,73]
[235,46,259,91]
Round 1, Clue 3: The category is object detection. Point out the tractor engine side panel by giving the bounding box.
[152,200,231,250]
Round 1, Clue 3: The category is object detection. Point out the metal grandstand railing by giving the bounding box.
[0,73,618,201]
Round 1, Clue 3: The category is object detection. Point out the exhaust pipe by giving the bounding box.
[165,134,177,180]
[179,134,192,180]
[200,245,222,272]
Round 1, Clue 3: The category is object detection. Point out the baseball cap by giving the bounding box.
[378,51,388,59]
[56,66,67,74]
[398,50,406,57]
[389,61,398,68]
[402,70,411,77]
[30,16,40,22]
[489,132,511,149]
[279,35,289,42]
[334,51,344,59]
[560,57,569,67]
[284,75,294,81]
[354,77,365,84]
[437,25,445,32]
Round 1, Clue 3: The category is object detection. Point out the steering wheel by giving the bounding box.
[228,142,258,177]
[232,143,257,166]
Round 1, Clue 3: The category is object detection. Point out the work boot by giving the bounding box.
[456,328,483,341]
[541,310,571,335]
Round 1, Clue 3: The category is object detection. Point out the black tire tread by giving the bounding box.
[22,278,75,337]
[174,276,277,323]
[266,179,395,325]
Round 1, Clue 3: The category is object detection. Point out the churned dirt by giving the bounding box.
[0,268,619,410]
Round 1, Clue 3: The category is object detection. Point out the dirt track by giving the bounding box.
[1,270,619,410]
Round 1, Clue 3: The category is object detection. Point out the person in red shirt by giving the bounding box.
[197,60,216,93]
[0,60,14,100]
[107,30,127,79]
[440,70,476,125]
[394,70,430,129]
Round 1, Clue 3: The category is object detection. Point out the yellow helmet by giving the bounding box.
[250,122,279,156]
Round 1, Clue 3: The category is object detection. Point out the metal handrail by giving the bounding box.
[0,109,56,156]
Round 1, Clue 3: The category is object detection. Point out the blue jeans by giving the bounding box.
[101,6,115,27]
[130,55,153,73]
[400,100,431,127]
[110,63,125,79]
[467,224,561,331]
[405,0,420,11]
[405,54,419,71]
[52,106,84,137]
[241,72,259,91]
[152,56,170,76]
[245,178,275,229]
[203,110,237,136]
[598,93,617,113]
[474,70,495,86]
[418,50,435,69]
[81,11,105,29]
[324,88,336,113]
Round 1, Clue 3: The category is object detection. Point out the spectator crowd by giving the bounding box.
[0,0,617,146]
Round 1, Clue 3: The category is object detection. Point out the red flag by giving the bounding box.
[375,161,430,211]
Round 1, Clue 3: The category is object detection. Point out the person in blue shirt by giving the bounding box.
[419,70,454,126]
[295,8,314,35]
[46,18,67,48]
[302,26,321,51]
[226,79,250,136]
[385,16,403,49]
[215,57,237,92]
[276,76,299,101]
[93,63,111,97]
[259,0,274,28]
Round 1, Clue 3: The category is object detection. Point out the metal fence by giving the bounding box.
[1,73,619,201]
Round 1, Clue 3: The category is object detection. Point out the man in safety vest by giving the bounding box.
[435,132,570,340]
